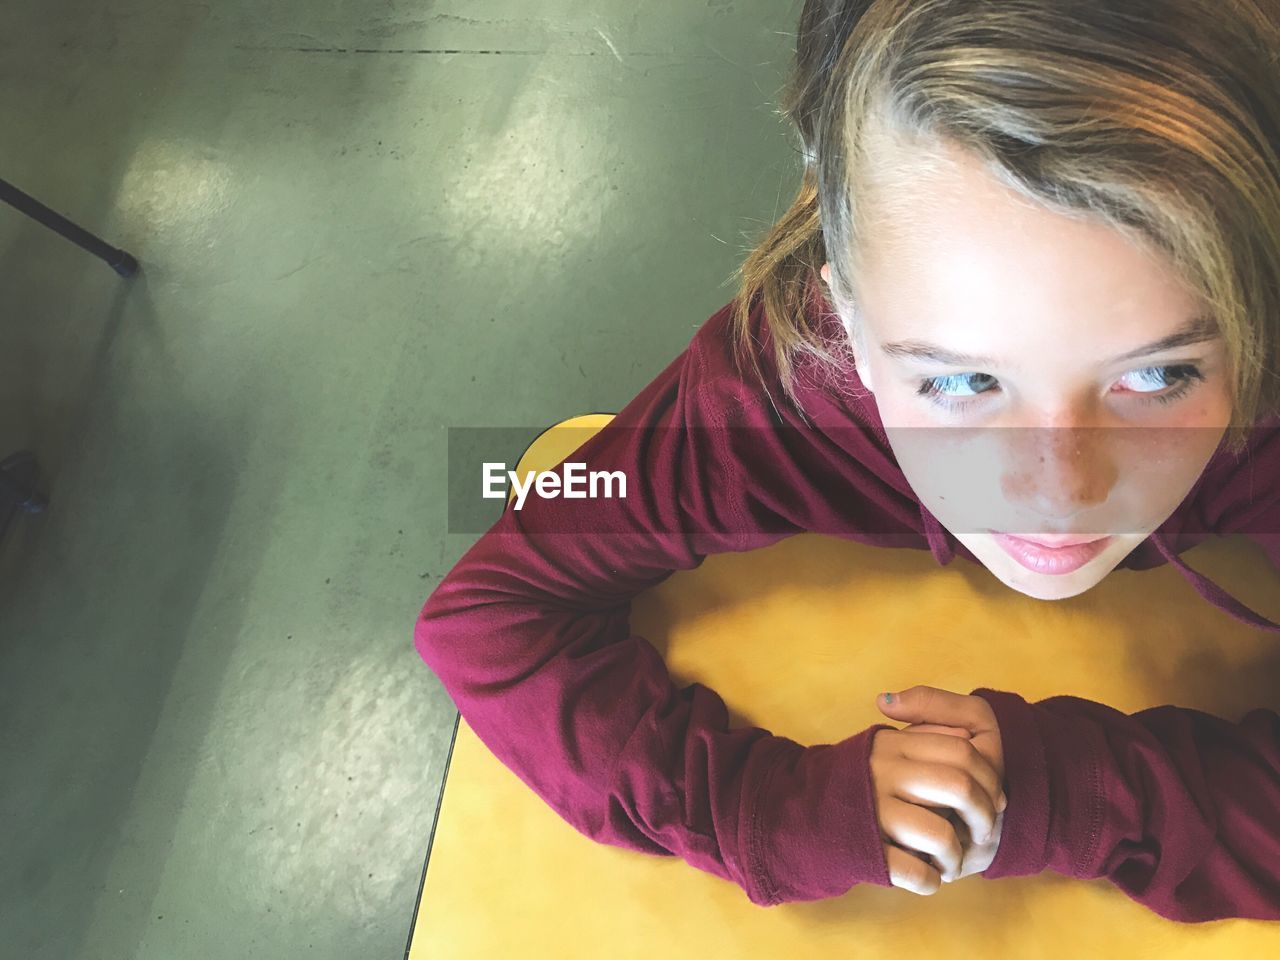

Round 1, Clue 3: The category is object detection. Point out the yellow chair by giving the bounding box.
[409,414,1280,959]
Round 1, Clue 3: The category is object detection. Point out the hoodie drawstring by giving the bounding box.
[920,507,1280,633]
[1150,530,1280,633]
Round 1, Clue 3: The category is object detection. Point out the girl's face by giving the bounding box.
[822,142,1234,601]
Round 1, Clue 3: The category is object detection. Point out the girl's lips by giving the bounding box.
[992,532,1113,575]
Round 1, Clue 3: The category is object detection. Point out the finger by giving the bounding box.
[881,796,964,883]
[880,686,992,733]
[951,808,1004,880]
[901,722,972,738]
[969,732,1007,791]
[891,731,1004,810]
[945,811,982,880]
[884,842,943,896]
[894,761,999,847]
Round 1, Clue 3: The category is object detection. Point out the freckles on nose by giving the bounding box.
[999,430,1118,512]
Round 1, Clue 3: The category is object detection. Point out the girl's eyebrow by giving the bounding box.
[880,314,1220,368]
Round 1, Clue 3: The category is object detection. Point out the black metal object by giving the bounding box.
[0,177,139,277]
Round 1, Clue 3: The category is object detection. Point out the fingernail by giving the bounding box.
[882,692,894,704]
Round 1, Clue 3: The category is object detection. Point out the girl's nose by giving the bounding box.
[999,425,1118,521]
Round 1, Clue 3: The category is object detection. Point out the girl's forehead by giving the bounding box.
[850,155,1208,362]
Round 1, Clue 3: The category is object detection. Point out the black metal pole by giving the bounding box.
[0,177,139,277]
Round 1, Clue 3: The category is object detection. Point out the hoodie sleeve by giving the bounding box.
[969,688,1279,922]
[415,307,896,907]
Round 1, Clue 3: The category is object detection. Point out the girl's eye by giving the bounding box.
[1116,364,1206,402]
[915,373,999,411]
[915,364,1206,413]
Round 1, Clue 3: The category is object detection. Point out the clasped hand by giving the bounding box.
[868,685,1007,896]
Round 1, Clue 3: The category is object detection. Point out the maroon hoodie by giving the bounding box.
[415,287,1280,922]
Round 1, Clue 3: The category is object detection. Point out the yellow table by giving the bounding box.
[409,415,1280,958]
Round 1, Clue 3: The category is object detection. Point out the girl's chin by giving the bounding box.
[995,566,1107,601]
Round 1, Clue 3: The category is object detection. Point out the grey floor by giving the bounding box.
[0,2,806,957]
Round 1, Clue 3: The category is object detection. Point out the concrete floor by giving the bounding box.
[0,2,804,957]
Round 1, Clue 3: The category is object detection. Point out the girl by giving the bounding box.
[416,0,1280,922]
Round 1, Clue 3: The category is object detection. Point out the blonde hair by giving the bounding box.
[730,0,1280,454]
